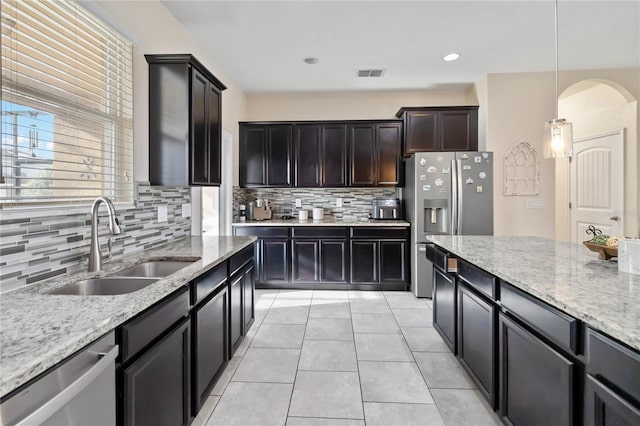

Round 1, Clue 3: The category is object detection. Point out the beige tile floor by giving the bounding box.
[192,290,501,426]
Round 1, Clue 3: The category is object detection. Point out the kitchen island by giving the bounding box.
[0,235,256,399]
[427,235,640,426]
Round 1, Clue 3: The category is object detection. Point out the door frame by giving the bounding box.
[569,129,625,243]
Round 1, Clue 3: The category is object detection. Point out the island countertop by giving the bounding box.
[427,235,640,351]
[0,235,257,398]
[232,218,410,227]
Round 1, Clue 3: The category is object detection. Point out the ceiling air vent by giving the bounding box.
[357,69,386,78]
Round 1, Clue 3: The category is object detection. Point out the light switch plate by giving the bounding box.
[295,198,302,208]
[526,199,545,209]
[157,205,168,222]
[336,198,343,207]
[181,203,192,218]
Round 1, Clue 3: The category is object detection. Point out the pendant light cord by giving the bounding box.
[554,0,559,118]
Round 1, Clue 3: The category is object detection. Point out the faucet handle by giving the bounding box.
[106,237,112,259]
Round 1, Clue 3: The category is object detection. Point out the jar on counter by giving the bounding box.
[239,204,246,222]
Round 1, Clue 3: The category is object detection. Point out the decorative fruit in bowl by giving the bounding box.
[582,225,625,260]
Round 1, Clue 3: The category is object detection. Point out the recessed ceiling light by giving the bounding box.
[303,57,319,65]
[443,53,460,62]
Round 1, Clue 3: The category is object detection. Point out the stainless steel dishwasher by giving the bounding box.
[1,331,118,426]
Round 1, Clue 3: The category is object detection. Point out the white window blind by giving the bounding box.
[0,0,133,207]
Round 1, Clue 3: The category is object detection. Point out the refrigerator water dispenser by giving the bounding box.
[423,199,448,234]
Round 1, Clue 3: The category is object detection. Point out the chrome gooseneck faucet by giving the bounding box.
[88,197,122,272]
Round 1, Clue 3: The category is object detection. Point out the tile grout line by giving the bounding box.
[349,291,368,425]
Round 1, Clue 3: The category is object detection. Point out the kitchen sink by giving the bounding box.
[111,260,195,278]
[48,277,159,296]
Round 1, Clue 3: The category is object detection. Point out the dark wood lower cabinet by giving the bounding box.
[350,240,378,283]
[585,375,640,426]
[499,312,575,426]
[122,318,190,426]
[292,240,319,282]
[457,282,496,407]
[192,287,228,414]
[433,266,456,352]
[320,240,348,283]
[242,264,255,333]
[379,240,406,282]
[260,239,290,283]
[229,272,243,354]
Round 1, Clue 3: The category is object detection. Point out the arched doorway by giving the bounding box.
[556,80,638,241]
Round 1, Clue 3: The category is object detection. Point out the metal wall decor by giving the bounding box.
[504,139,540,195]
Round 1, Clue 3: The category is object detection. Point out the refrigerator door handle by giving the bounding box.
[456,159,463,234]
[450,159,457,235]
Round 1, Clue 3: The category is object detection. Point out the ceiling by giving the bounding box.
[161,1,640,93]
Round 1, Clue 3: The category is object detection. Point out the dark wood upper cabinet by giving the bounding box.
[241,120,398,188]
[349,124,376,186]
[349,121,401,187]
[146,54,226,186]
[240,124,292,187]
[396,106,478,156]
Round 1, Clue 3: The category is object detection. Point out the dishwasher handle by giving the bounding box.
[16,345,119,426]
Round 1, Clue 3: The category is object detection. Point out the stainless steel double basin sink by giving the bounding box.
[48,260,196,296]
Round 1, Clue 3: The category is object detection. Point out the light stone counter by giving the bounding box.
[427,235,640,351]
[0,236,256,398]
[232,218,410,227]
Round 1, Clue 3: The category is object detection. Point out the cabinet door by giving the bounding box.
[320,240,348,283]
[440,110,478,152]
[207,84,221,185]
[123,318,190,426]
[350,240,378,283]
[240,125,267,186]
[260,239,290,283]
[404,111,438,155]
[433,266,456,352]
[295,124,321,187]
[322,124,347,186]
[585,375,640,426]
[230,272,243,354]
[499,313,575,426]
[349,125,376,186]
[376,123,402,186]
[457,283,496,407]
[242,264,255,333]
[292,240,320,283]
[266,125,292,186]
[193,288,227,413]
[379,239,406,282]
[191,69,209,185]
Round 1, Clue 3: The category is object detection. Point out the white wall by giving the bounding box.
[82,0,247,184]
[481,68,640,238]
[246,89,476,121]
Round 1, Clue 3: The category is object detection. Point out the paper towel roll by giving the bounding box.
[618,239,640,275]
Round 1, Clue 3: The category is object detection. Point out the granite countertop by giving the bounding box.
[232,218,410,227]
[427,236,640,351]
[0,235,257,398]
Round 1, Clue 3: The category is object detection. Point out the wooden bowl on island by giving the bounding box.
[583,241,618,260]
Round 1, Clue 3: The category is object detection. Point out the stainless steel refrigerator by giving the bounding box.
[404,152,494,297]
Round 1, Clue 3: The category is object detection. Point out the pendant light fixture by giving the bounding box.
[543,0,573,159]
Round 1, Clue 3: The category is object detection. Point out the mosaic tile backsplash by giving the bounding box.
[0,186,191,293]
[233,187,398,221]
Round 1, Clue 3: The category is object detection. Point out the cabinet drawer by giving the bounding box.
[119,288,190,363]
[425,244,448,271]
[587,328,640,404]
[501,283,580,354]
[233,226,289,238]
[350,227,408,239]
[457,259,496,300]
[292,227,348,239]
[229,245,254,276]
[192,261,227,306]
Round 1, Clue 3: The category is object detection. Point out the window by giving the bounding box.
[0,0,133,207]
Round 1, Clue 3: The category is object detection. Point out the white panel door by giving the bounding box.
[570,130,624,242]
